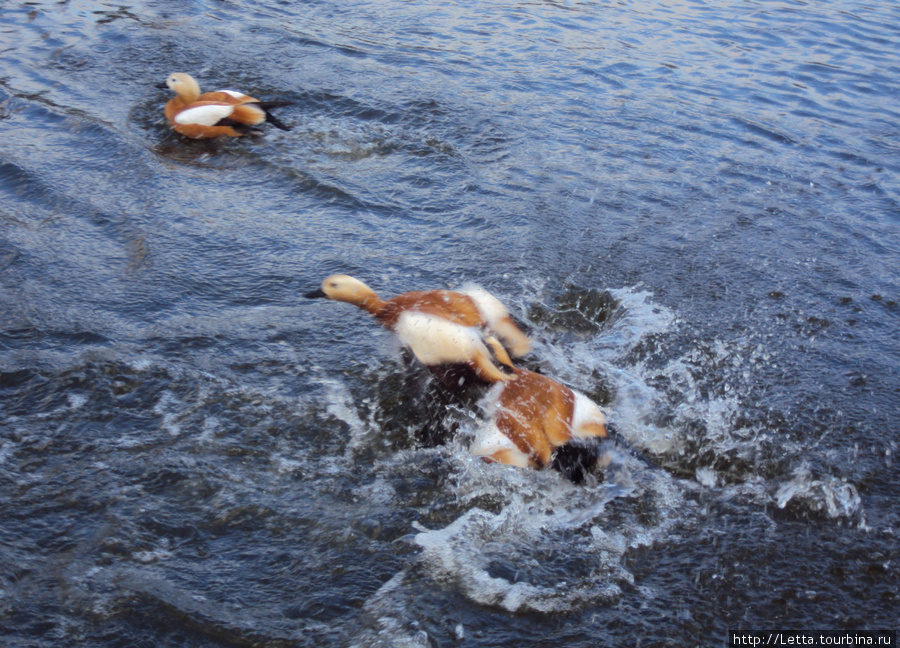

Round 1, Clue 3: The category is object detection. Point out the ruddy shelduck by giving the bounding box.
[470,367,610,482]
[158,72,291,139]
[305,274,532,384]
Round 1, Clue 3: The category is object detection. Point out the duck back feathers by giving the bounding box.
[471,368,608,471]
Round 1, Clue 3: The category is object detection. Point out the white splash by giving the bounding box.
[774,463,862,519]
[153,390,183,437]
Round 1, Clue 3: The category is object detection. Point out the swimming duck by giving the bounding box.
[470,366,610,483]
[305,274,532,384]
[158,72,291,139]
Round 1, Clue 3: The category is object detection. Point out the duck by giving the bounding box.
[305,274,532,385]
[469,366,611,483]
[157,72,291,139]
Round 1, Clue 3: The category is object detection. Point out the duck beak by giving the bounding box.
[155,82,168,90]
[305,288,327,299]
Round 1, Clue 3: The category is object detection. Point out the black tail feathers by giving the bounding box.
[550,439,603,484]
[257,100,293,110]
[256,101,293,131]
[550,424,657,484]
[264,111,292,131]
[214,117,262,135]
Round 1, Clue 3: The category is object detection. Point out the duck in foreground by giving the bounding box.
[470,366,611,483]
[158,72,291,139]
[305,274,531,385]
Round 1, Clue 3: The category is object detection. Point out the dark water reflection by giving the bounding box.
[1,0,898,646]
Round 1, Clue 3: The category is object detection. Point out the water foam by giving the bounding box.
[411,501,629,613]
[774,463,863,520]
[314,375,368,452]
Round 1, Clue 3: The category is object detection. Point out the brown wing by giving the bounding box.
[198,91,259,104]
[380,291,483,328]
[495,369,576,466]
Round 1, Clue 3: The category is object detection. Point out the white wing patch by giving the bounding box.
[570,391,607,439]
[217,89,250,100]
[458,284,509,325]
[394,312,491,367]
[175,104,235,126]
[459,283,532,357]
[469,423,531,467]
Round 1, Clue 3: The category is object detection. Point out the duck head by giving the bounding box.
[157,72,201,102]
[305,274,380,307]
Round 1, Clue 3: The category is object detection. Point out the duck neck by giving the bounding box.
[178,78,201,104]
[359,294,388,318]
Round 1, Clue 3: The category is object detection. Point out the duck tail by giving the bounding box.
[549,438,604,484]
[550,424,657,484]
[264,111,292,131]
[257,100,293,110]
[256,101,292,131]
[215,118,263,135]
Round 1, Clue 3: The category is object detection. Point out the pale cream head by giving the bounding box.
[317,274,379,306]
[165,73,201,101]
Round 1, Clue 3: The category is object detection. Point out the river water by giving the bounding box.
[1,0,898,646]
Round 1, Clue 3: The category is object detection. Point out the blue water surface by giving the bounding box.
[0,0,898,646]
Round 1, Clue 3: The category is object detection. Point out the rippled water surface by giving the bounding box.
[1,0,898,646]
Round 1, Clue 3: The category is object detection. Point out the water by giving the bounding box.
[1,0,898,645]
